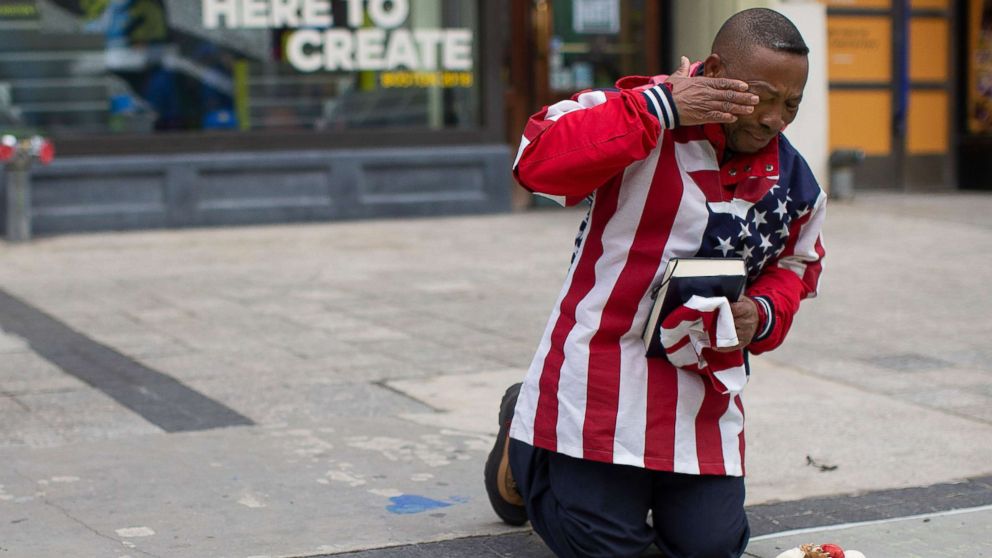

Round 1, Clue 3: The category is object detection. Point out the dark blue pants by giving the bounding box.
[509,439,749,558]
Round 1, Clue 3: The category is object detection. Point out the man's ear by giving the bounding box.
[703,54,723,78]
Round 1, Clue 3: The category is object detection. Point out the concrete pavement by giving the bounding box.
[745,506,992,557]
[1,191,991,557]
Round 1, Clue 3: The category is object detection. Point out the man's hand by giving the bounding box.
[714,296,760,352]
[665,56,759,126]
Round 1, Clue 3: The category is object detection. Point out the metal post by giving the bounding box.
[2,135,54,242]
[6,162,30,242]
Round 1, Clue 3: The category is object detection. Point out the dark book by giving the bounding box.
[642,258,747,358]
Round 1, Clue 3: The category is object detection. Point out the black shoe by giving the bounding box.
[484,382,527,526]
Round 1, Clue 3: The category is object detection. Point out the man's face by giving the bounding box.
[704,47,809,153]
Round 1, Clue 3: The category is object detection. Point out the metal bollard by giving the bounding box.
[1,134,55,242]
[828,149,865,201]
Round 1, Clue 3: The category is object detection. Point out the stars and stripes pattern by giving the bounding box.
[509,75,825,477]
[696,172,821,285]
[659,295,748,397]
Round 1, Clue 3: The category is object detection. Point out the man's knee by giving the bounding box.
[656,523,749,558]
[540,517,653,558]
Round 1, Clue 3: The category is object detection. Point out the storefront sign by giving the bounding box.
[0,0,37,21]
[201,0,474,75]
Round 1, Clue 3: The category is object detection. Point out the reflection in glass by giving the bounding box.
[0,0,481,136]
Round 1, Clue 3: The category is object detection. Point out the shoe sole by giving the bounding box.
[484,383,527,526]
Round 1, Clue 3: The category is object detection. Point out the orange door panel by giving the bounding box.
[909,18,949,82]
[829,90,892,155]
[828,16,892,82]
[907,90,949,154]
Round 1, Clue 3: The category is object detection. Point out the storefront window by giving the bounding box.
[0,0,481,137]
[548,0,652,95]
[970,0,992,134]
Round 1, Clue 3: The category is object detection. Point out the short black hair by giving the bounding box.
[712,8,809,57]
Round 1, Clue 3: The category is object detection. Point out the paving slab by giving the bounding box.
[0,419,515,558]
[744,507,992,558]
[743,359,992,504]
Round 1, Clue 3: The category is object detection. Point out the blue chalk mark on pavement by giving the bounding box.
[386,494,461,514]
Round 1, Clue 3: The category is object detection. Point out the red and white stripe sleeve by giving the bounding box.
[746,191,827,354]
[512,85,678,206]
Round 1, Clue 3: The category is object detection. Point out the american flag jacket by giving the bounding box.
[508,73,826,477]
